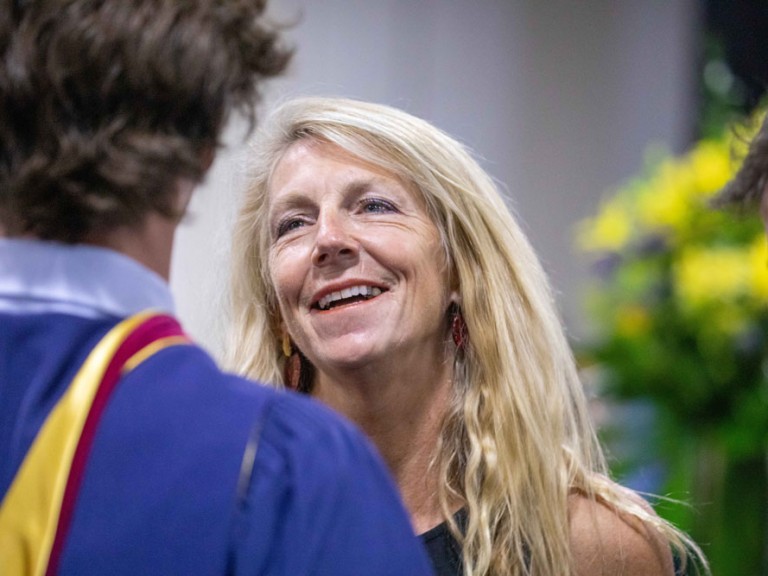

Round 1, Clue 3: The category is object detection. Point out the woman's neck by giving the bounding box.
[312,348,455,534]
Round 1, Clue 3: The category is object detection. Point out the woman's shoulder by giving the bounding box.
[568,491,674,576]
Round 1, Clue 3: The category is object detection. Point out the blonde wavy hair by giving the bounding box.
[227,96,707,575]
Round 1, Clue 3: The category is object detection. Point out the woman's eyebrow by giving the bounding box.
[343,178,374,197]
[268,191,312,215]
[343,175,404,198]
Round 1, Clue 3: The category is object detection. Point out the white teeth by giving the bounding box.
[317,285,382,310]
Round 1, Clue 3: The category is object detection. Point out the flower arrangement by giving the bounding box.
[578,117,768,455]
[577,112,768,575]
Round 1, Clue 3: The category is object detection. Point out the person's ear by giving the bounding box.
[174,178,196,215]
[201,145,215,172]
[174,147,217,215]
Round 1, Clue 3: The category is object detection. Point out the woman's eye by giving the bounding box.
[275,218,306,238]
[360,198,397,214]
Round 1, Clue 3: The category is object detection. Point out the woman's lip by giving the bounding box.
[312,296,380,314]
[311,284,387,311]
[310,280,388,307]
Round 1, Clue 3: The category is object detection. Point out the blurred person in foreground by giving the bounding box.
[227,96,710,576]
[0,3,434,575]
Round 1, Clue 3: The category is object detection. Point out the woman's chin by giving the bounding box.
[313,346,386,376]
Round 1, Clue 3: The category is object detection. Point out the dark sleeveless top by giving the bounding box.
[419,509,533,575]
[419,509,466,576]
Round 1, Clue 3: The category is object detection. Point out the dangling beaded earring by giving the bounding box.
[281,333,314,394]
[282,333,301,391]
[450,303,468,351]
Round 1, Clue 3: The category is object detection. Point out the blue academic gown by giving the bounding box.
[0,239,433,576]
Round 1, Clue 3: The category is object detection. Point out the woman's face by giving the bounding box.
[267,139,452,373]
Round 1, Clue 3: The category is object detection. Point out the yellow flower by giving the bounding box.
[577,197,632,252]
[636,160,697,234]
[674,246,752,310]
[689,140,734,198]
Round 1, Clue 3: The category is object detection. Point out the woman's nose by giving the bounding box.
[311,212,358,267]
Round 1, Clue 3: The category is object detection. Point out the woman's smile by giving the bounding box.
[312,283,386,311]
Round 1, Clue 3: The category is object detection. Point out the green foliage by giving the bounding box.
[578,112,768,456]
[577,110,768,575]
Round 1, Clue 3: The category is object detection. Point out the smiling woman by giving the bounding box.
[226,97,709,576]
[267,139,451,391]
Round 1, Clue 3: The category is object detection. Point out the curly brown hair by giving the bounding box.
[0,0,290,242]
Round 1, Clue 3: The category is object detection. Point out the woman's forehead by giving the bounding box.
[269,138,425,202]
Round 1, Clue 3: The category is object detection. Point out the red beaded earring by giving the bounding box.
[281,333,313,393]
[451,305,468,351]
